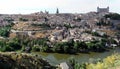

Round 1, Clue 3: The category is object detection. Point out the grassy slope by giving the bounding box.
[86,53,120,69]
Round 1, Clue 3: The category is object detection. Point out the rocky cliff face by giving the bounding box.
[0,52,55,69]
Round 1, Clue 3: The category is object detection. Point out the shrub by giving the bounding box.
[32,46,40,52]
[1,45,12,52]
[7,41,21,51]
[104,13,120,20]
[19,18,28,21]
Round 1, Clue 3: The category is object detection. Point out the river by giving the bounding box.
[33,47,120,65]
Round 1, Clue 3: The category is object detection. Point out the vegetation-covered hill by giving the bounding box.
[0,52,55,69]
[68,53,120,69]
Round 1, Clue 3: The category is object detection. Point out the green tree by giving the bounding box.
[41,46,49,52]
[7,41,21,51]
[0,26,11,37]
[32,46,40,52]
[19,18,28,21]
[74,42,79,51]
[63,45,69,53]
[52,43,62,52]
[104,13,120,20]
[68,57,77,67]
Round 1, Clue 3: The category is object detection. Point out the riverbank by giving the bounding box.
[0,48,120,69]
[32,47,120,65]
[85,53,120,69]
[63,53,120,69]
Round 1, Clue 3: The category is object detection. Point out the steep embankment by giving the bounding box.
[85,53,120,69]
[0,52,55,69]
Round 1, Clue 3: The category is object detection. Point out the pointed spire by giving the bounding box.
[56,8,59,14]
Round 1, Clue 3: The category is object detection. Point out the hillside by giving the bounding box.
[0,52,55,69]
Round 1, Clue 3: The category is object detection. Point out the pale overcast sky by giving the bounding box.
[0,0,119,14]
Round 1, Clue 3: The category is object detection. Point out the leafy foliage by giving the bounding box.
[104,13,120,20]
[67,54,120,69]
[86,54,119,69]
[19,18,28,21]
[0,25,11,37]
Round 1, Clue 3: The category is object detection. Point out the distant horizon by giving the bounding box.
[0,0,120,14]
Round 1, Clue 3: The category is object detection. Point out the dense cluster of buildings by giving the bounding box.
[0,6,120,46]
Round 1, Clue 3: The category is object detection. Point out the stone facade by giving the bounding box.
[97,7,109,13]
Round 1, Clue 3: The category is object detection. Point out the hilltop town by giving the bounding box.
[0,7,119,53]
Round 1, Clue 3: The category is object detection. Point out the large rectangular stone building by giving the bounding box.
[97,7,109,13]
